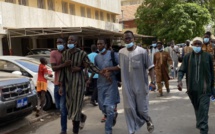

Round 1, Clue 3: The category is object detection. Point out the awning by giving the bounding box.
[4,26,153,38]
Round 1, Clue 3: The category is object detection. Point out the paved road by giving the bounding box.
[11,80,215,134]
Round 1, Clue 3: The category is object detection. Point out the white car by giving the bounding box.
[0,56,55,110]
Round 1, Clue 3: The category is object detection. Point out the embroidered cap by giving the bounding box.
[192,37,203,44]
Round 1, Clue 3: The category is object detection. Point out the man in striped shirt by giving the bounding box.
[59,35,104,134]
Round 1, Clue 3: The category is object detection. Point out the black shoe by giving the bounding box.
[167,88,170,93]
[80,114,87,129]
[112,112,118,127]
[90,101,98,106]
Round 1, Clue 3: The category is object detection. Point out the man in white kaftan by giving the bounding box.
[119,31,156,134]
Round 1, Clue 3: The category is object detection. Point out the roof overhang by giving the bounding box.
[4,26,153,39]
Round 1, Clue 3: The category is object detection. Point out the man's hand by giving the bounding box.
[170,65,174,69]
[178,81,183,91]
[59,86,63,96]
[71,66,82,73]
[63,60,72,67]
[149,81,156,91]
[99,69,112,83]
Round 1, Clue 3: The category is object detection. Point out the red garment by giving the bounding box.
[37,64,48,83]
[50,50,62,85]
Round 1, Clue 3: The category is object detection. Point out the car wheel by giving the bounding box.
[43,91,53,111]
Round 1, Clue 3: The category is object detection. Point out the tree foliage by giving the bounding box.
[135,0,212,43]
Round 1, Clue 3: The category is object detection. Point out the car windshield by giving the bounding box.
[31,50,51,54]
[15,59,40,73]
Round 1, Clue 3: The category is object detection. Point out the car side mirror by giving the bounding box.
[12,71,22,76]
[22,72,31,77]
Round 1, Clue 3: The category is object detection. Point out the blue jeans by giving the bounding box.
[104,105,116,134]
[54,85,67,133]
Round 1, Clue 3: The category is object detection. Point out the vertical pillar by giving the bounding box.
[32,37,37,49]
[0,35,3,56]
[82,36,84,50]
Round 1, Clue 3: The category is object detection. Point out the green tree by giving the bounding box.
[136,1,211,43]
[158,3,211,42]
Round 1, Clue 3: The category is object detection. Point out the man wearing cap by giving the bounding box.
[154,41,173,97]
[178,37,215,134]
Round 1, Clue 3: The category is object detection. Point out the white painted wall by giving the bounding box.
[71,0,121,14]
[0,2,122,34]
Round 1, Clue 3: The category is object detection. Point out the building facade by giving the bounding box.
[118,4,140,34]
[0,0,122,55]
[121,0,144,6]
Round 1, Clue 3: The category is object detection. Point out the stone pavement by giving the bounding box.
[13,79,215,134]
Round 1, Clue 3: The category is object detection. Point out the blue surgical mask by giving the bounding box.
[99,48,106,53]
[57,44,64,51]
[125,42,134,48]
[192,46,201,53]
[203,38,209,43]
[152,44,157,47]
[67,44,75,49]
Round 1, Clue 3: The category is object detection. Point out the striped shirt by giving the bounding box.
[59,48,100,121]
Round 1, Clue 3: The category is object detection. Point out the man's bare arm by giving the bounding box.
[149,67,155,82]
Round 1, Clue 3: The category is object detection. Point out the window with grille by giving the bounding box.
[69,4,75,15]
[18,0,28,6]
[47,0,54,11]
[107,13,110,22]
[62,1,68,13]
[100,11,104,21]
[37,0,46,9]
[95,10,99,20]
[87,8,91,18]
[80,7,85,17]
[5,0,15,3]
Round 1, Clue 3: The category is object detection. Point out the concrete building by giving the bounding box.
[121,0,144,6]
[0,0,122,56]
[118,4,140,34]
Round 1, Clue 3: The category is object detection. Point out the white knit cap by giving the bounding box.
[192,37,203,44]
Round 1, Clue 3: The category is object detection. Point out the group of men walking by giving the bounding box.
[36,30,215,134]
[149,31,215,134]
[47,31,155,134]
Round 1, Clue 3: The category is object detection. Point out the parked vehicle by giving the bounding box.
[27,48,56,55]
[0,56,55,110]
[26,54,50,66]
[0,71,37,124]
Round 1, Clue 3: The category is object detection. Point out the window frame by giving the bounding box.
[18,0,28,6]
[87,8,91,18]
[62,1,68,14]
[80,6,86,17]
[107,13,110,22]
[95,10,99,20]
[5,0,16,3]
[69,3,75,15]
[100,11,104,21]
[47,0,55,11]
[37,0,46,9]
